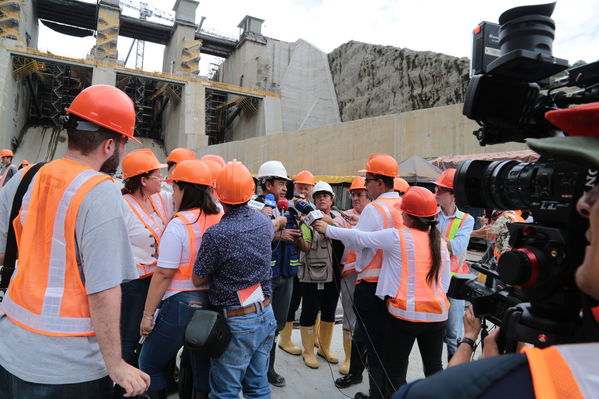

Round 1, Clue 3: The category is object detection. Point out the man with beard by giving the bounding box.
[0,85,150,399]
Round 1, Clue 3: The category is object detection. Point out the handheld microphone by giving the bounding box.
[332,205,352,221]
[296,200,324,226]
[248,196,265,211]
[277,197,289,212]
[264,193,277,209]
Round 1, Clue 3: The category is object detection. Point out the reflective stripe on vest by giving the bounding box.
[524,343,599,399]
[150,191,173,224]
[3,161,110,336]
[166,209,222,293]
[444,211,469,275]
[387,228,449,323]
[357,197,402,283]
[342,209,357,276]
[123,194,166,278]
[0,164,15,186]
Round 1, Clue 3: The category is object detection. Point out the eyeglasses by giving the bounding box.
[434,186,452,194]
[364,178,378,184]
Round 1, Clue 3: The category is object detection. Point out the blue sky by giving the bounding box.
[37,0,598,76]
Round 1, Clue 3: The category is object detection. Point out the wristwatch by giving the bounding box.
[458,337,476,350]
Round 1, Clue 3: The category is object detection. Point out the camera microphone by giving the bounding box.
[296,200,324,226]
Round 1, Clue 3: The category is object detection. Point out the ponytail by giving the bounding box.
[406,214,441,286]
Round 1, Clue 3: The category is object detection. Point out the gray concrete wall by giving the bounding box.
[194,104,528,175]
[0,48,29,151]
[163,82,207,151]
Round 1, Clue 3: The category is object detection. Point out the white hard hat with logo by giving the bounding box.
[257,160,290,181]
[312,181,335,198]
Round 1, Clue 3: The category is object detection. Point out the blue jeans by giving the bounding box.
[120,277,151,366]
[139,291,210,392]
[209,303,276,399]
[445,297,465,356]
[0,364,112,399]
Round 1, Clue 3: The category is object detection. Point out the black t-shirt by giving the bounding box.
[393,353,535,399]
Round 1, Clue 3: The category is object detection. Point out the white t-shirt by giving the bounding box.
[0,167,137,384]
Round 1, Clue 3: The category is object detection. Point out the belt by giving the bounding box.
[223,298,271,318]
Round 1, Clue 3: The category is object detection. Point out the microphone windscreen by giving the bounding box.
[295,200,315,214]
[277,197,289,211]
[264,193,277,208]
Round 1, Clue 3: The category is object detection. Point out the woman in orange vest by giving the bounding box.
[315,186,450,396]
[138,160,223,398]
[118,149,169,385]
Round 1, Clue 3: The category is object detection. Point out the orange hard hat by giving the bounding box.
[165,160,212,187]
[434,169,456,190]
[394,177,410,193]
[122,149,167,179]
[65,85,139,143]
[400,187,438,217]
[358,154,398,177]
[294,170,316,186]
[200,154,226,167]
[215,159,255,205]
[20,160,29,166]
[348,176,366,192]
[0,149,14,157]
[202,159,225,186]
[166,148,196,164]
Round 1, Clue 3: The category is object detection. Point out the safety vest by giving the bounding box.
[386,227,449,322]
[271,210,301,279]
[356,197,403,283]
[123,194,168,278]
[299,222,334,283]
[523,343,599,399]
[165,209,222,294]
[342,209,358,276]
[493,211,525,262]
[151,191,175,222]
[2,159,111,336]
[0,164,16,186]
[443,210,470,275]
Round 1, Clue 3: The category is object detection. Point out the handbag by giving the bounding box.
[184,308,232,358]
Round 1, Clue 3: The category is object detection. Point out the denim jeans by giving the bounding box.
[0,364,112,399]
[209,303,276,399]
[445,297,465,356]
[120,277,151,366]
[138,290,210,392]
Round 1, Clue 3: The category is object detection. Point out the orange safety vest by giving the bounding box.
[523,343,599,399]
[493,211,525,262]
[151,191,175,222]
[443,210,470,275]
[386,227,449,322]
[342,208,358,276]
[165,208,222,293]
[356,197,403,283]
[3,159,111,336]
[123,193,169,278]
[0,164,16,186]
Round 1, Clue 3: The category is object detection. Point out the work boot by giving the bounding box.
[354,393,369,399]
[278,321,301,355]
[316,321,339,364]
[314,314,321,348]
[335,338,366,388]
[267,340,286,387]
[339,328,352,374]
[300,325,320,369]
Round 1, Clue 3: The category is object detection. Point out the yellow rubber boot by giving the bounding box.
[317,321,339,364]
[278,322,301,355]
[314,314,321,348]
[339,329,352,374]
[300,326,320,369]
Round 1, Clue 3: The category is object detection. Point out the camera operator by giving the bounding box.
[391,104,599,399]
[434,169,475,361]
[255,160,301,387]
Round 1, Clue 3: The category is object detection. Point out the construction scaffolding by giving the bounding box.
[205,89,260,144]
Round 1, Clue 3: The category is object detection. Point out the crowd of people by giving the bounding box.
[0,84,597,399]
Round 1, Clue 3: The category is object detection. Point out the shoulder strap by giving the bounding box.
[1,162,47,289]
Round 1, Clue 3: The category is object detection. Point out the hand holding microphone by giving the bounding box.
[295,200,324,226]
[261,193,277,217]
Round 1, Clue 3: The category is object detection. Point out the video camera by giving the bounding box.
[448,2,599,352]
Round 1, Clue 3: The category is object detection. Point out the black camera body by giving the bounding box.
[451,1,599,351]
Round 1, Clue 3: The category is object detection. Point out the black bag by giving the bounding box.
[184,309,232,358]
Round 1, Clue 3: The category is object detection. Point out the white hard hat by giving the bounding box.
[257,160,290,181]
[312,181,335,198]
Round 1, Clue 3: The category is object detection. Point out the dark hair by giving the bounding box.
[175,181,219,215]
[373,174,394,190]
[67,117,122,155]
[121,170,156,196]
[167,161,177,171]
[406,213,441,286]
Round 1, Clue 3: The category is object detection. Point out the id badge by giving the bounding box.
[237,283,265,306]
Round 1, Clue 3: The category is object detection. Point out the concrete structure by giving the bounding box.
[195,103,527,176]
